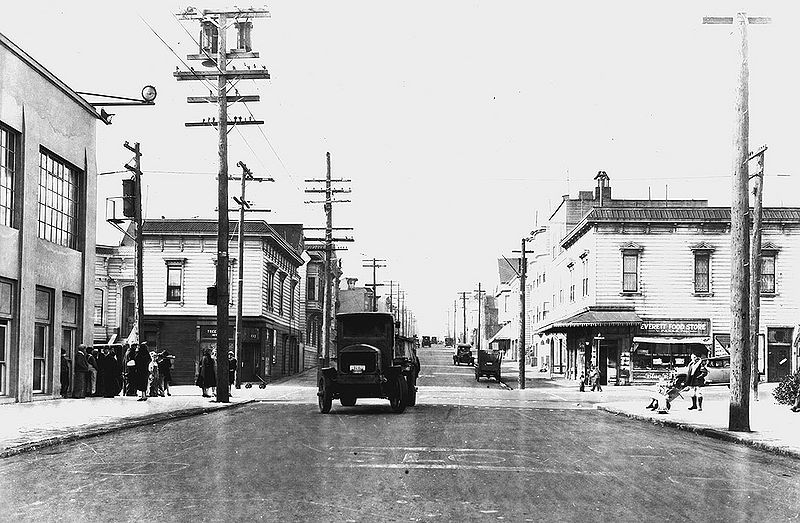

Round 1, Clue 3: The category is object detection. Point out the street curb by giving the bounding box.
[1,399,255,459]
[596,405,800,461]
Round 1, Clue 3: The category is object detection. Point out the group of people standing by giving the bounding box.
[60,342,174,401]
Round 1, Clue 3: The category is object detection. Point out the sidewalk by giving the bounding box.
[0,387,254,458]
[498,358,800,460]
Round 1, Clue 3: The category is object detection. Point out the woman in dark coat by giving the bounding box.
[199,349,216,398]
[72,345,89,399]
[133,343,152,401]
[99,347,122,397]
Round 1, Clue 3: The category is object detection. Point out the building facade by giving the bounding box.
[0,32,104,403]
[138,220,305,385]
[534,173,800,385]
[93,243,135,344]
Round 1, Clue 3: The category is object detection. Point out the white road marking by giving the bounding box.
[333,463,610,475]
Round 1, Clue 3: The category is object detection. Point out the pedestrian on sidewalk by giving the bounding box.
[578,371,586,392]
[99,346,122,397]
[123,345,137,396]
[133,343,152,401]
[684,353,708,411]
[228,351,237,395]
[72,345,89,399]
[86,348,98,397]
[199,349,216,398]
[148,350,161,397]
[157,350,175,396]
[590,366,602,392]
[60,349,71,398]
[790,390,800,412]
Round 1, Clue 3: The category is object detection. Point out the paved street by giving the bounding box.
[1,345,799,522]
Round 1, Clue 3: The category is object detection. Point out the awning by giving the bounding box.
[633,336,711,345]
[537,309,642,333]
[488,322,517,344]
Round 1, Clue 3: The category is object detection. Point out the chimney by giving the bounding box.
[594,171,611,206]
[346,277,358,290]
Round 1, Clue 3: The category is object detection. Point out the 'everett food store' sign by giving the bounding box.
[639,319,710,337]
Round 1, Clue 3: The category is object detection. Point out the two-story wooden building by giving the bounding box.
[138,219,305,385]
[0,31,105,403]
[534,173,800,385]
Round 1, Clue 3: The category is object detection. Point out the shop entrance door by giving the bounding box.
[598,340,618,385]
[241,342,262,382]
[767,328,792,382]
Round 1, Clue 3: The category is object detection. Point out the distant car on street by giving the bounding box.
[422,336,432,347]
[674,355,730,388]
[475,348,502,382]
[444,337,455,347]
[453,343,474,366]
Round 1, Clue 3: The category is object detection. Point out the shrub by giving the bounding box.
[772,370,800,405]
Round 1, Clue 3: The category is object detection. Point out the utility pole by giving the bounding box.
[519,240,527,389]
[362,258,387,312]
[453,300,457,345]
[748,145,767,401]
[123,142,144,344]
[175,6,271,403]
[232,161,273,389]
[457,291,469,344]
[398,291,405,336]
[474,283,486,351]
[704,12,769,431]
[304,153,353,366]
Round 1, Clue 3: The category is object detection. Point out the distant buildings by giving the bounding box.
[0,31,106,403]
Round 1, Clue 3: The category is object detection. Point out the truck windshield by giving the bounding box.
[340,316,390,338]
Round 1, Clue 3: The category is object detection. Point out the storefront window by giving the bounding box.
[631,342,708,382]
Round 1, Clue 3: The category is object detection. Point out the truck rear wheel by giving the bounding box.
[389,377,408,413]
[318,379,332,414]
[407,375,417,407]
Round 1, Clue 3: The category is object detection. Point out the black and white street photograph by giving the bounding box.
[1,2,800,521]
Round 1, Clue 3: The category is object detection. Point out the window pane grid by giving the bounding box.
[38,150,80,249]
[622,253,638,292]
[0,125,16,227]
[761,254,776,293]
[694,254,710,293]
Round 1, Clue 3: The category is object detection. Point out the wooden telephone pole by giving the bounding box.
[748,145,767,401]
[474,284,486,351]
[123,141,144,344]
[362,258,387,312]
[232,161,273,389]
[304,153,353,366]
[704,12,770,431]
[175,7,271,403]
[457,291,469,344]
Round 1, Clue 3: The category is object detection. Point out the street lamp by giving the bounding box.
[518,226,547,390]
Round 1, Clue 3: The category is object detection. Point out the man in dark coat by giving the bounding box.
[157,351,175,396]
[60,350,71,398]
[199,349,216,398]
[227,351,237,394]
[99,347,122,397]
[133,343,152,401]
[72,345,89,399]
[685,353,708,411]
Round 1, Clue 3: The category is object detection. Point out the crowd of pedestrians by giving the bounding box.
[59,342,175,401]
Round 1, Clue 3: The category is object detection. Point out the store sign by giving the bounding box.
[638,319,710,337]
[201,325,260,341]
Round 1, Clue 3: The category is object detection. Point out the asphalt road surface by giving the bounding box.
[1,345,798,522]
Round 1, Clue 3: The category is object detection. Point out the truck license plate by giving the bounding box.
[350,364,366,374]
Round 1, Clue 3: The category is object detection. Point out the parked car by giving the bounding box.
[674,355,730,388]
[475,348,502,382]
[453,344,474,366]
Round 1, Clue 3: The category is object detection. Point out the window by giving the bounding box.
[761,253,776,294]
[289,280,297,319]
[581,256,589,297]
[307,276,317,301]
[0,123,17,227]
[622,252,639,293]
[568,264,575,303]
[278,274,286,316]
[0,322,7,395]
[94,289,104,325]
[34,288,52,393]
[266,269,275,311]
[38,149,81,249]
[694,252,710,293]
[166,263,183,302]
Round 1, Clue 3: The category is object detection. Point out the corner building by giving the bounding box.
[0,32,104,403]
[534,173,800,385]
[139,220,304,385]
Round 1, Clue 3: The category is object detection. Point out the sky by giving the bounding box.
[3,1,800,336]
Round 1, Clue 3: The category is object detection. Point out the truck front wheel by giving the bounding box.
[389,377,408,413]
[318,379,332,414]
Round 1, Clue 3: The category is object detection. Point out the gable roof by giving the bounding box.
[498,258,520,284]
